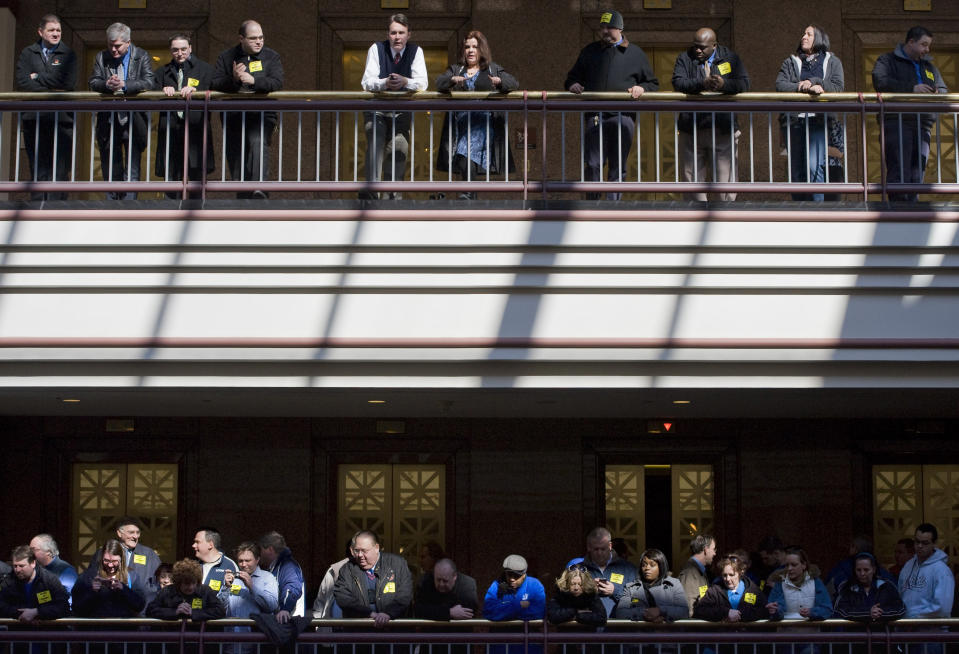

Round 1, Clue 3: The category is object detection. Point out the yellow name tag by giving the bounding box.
[383,582,395,594]
[188,78,200,87]
[717,62,731,75]
[698,585,708,598]
[191,598,203,609]
[744,592,757,605]
[925,69,935,81]
[208,579,221,591]
[600,12,612,23]
[610,573,624,585]
[36,590,51,604]
[249,60,263,73]
[231,584,242,595]
[133,554,147,565]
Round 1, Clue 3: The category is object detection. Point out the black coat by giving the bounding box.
[671,44,750,133]
[145,584,225,621]
[71,567,146,618]
[154,55,216,176]
[693,578,766,622]
[435,62,518,175]
[333,552,412,619]
[89,44,157,150]
[834,578,905,623]
[547,590,607,627]
[212,45,284,129]
[15,40,77,122]
[0,566,71,620]
[565,39,658,93]
[414,571,479,620]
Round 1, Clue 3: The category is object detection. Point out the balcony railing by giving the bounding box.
[2,91,959,202]
[2,618,959,654]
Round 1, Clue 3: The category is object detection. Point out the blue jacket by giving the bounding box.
[898,548,955,618]
[269,547,305,615]
[45,557,79,604]
[201,553,238,593]
[581,554,638,616]
[483,576,546,621]
[767,574,832,620]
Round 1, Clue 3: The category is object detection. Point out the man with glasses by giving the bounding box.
[89,22,155,200]
[580,526,636,616]
[333,530,413,627]
[212,20,284,198]
[898,522,953,653]
[15,13,77,201]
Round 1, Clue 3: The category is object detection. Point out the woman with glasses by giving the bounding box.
[548,564,607,627]
[72,539,146,617]
[614,548,688,621]
[435,30,518,199]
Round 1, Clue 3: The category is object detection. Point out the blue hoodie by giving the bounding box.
[898,548,954,618]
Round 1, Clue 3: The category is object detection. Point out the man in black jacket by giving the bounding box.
[872,26,948,202]
[565,9,658,200]
[89,22,156,200]
[333,530,412,625]
[0,545,70,622]
[15,13,76,201]
[155,33,215,198]
[415,558,478,621]
[672,28,749,201]
[212,20,284,198]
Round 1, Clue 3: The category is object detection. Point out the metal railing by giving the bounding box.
[2,91,959,202]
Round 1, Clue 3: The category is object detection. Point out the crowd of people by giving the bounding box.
[0,518,955,640]
[14,10,948,202]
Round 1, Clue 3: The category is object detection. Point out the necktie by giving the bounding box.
[366,569,375,581]
[176,67,184,119]
[703,61,710,78]
[393,52,401,65]
[42,48,49,62]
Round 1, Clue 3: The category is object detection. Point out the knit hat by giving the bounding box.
[503,554,528,574]
[599,10,624,30]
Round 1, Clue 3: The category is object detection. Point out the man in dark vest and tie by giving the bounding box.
[360,13,428,199]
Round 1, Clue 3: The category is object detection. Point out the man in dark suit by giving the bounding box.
[15,13,76,201]
[155,33,215,198]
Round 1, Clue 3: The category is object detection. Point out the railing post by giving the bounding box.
[859,92,868,204]
[523,91,529,202]
[182,95,191,201]
[179,617,188,654]
[541,91,548,201]
[877,92,887,203]
[202,90,211,202]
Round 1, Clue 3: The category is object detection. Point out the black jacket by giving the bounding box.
[146,583,225,621]
[414,571,479,620]
[16,40,77,123]
[154,55,217,176]
[672,44,749,133]
[333,552,412,619]
[0,566,71,620]
[435,61,518,175]
[873,44,947,131]
[72,567,146,618]
[565,39,658,93]
[692,578,766,622]
[89,44,157,149]
[547,590,607,627]
[834,578,905,623]
[212,44,284,128]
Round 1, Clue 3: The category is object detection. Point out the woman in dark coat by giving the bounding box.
[146,558,225,621]
[693,556,766,622]
[72,538,146,617]
[833,552,905,623]
[547,565,607,627]
[435,30,518,199]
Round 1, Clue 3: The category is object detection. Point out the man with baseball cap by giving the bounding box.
[565,9,658,200]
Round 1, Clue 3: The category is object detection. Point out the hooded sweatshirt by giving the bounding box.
[898,548,954,618]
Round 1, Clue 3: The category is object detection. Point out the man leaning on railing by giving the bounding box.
[0,545,70,623]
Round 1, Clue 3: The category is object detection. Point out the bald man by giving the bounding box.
[672,28,749,201]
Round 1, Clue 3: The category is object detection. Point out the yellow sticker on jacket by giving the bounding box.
[383,582,395,593]
[133,554,147,565]
[188,78,200,87]
[610,573,624,585]
[698,585,708,598]
[925,69,935,81]
[208,579,221,591]
[249,60,263,73]
[231,584,242,595]
[192,598,203,609]
[36,590,51,604]
[600,13,612,23]
[744,592,757,605]
[717,61,731,75]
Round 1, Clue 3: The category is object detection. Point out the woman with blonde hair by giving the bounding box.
[547,564,607,626]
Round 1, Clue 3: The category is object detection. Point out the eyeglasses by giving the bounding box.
[567,563,588,572]
[505,571,524,580]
